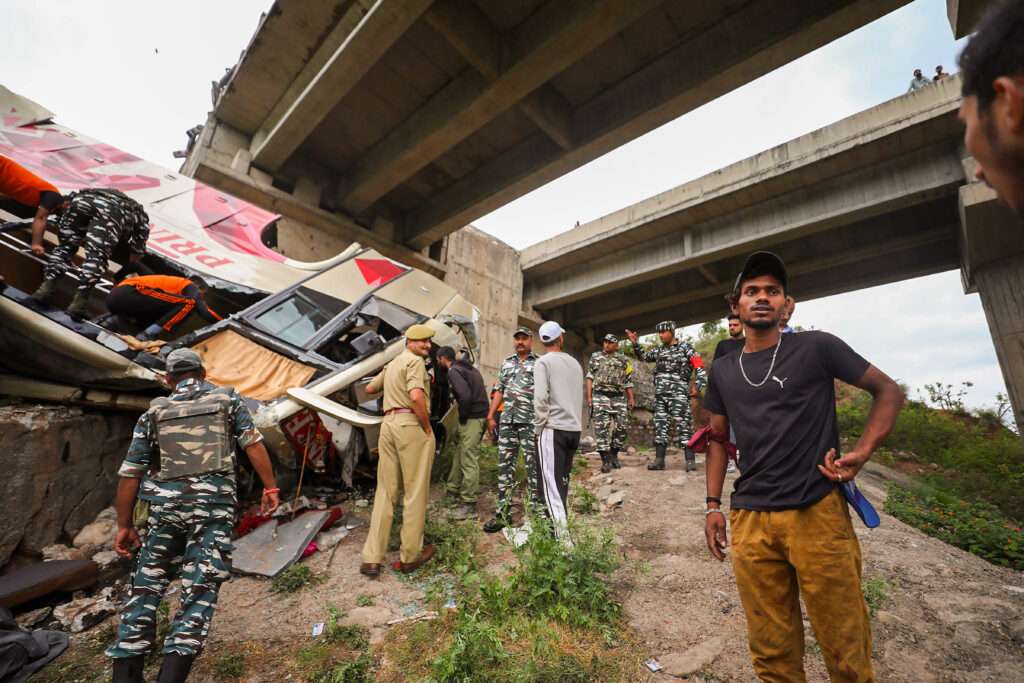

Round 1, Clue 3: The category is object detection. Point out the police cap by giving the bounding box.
[405,323,435,341]
[165,348,204,373]
[655,321,676,333]
[603,333,619,344]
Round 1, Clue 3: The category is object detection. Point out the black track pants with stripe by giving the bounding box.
[534,427,580,543]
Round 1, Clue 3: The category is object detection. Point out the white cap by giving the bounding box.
[538,320,564,343]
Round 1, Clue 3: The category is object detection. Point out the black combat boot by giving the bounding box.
[685,448,697,472]
[599,451,612,474]
[156,653,195,683]
[112,655,145,683]
[610,450,622,469]
[647,445,666,470]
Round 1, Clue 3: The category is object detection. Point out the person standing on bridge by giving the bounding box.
[702,251,904,683]
[958,0,1024,218]
[625,321,706,472]
[586,333,635,473]
[907,68,931,92]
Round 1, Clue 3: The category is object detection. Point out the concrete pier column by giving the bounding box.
[959,178,1024,432]
[973,258,1024,431]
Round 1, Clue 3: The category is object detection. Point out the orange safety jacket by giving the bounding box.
[117,275,222,331]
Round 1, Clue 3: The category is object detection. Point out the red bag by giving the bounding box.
[687,425,737,459]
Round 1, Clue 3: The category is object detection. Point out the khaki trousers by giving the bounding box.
[445,417,485,503]
[362,415,435,564]
[730,489,874,683]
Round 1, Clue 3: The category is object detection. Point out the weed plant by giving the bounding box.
[271,564,322,594]
[861,576,891,617]
[884,483,1023,569]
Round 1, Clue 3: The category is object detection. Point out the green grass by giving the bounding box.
[571,486,598,515]
[355,594,374,607]
[884,483,1023,570]
[212,650,246,679]
[323,607,370,650]
[862,576,891,617]
[271,564,323,594]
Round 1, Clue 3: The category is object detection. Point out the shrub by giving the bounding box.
[271,564,322,594]
[212,651,245,680]
[884,484,1024,570]
[861,577,890,617]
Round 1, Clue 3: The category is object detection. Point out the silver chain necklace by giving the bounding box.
[739,335,783,388]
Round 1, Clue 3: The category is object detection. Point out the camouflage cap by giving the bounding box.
[513,326,534,338]
[165,348,204,373]
[405,323,435,341]
[603,333,619,344]
[655,320,676,332]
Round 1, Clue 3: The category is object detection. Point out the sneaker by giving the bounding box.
[727,461,737,473]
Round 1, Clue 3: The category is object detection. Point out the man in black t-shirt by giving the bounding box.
[703,252,903,683]
[713,313,744,361]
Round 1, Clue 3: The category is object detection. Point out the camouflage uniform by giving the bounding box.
[107,378,261,659]
[492,352,539,517]
[636,341,707,447]
[44,188,150,291]
[586,351,633,452]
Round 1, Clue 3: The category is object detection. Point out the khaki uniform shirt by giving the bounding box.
[368,348,431,413]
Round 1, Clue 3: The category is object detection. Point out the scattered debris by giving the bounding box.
[232,510,330,577]
[316,527,351,551]
[15,606,52,630]
[502,520,532,548]
[53,590,118,633]
[312,622,325,637]
[644,657,664,672]
[355,499,370,508]
[385,611,438,627]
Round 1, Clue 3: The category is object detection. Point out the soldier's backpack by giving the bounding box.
[149,387,234,481]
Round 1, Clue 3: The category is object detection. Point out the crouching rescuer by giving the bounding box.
[106,349,279,683]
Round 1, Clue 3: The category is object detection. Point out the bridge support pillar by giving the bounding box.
[959,179,1024,432]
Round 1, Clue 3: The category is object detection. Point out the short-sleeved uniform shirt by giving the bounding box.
[0,154,60,208]
[492,352,537,423]
[118,378,263,505]
[703,331,870,511]
[368,348,431,413]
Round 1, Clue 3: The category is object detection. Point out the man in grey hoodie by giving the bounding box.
[533,321,584,543]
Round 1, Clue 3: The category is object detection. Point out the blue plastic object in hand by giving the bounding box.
[840,480,880,528]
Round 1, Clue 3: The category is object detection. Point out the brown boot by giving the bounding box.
[359,563,381,579]
[391,544,435,574]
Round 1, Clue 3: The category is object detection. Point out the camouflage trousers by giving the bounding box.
[107,501,234,659]
[44,218,123,291]
[496,420,539,517]
[653,377,694,447]
[591,392,628,453]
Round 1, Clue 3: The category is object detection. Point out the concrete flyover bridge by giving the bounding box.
[522,75,1024,430]
[182,0,916,273]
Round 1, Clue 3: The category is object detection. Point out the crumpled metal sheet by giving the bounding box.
[231,510,330,577]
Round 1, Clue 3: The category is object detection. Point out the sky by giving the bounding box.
[0,0,1008,410]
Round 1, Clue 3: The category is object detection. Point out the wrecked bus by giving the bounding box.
[0,84,480,488]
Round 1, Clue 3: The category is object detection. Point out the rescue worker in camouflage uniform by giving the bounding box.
[626,321,707,472]
[32,188,150,318]
[585,334,635,473]
[107,349,279,683]
[483,327,539,533]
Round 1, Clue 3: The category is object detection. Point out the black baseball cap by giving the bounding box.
[733,251,788,296]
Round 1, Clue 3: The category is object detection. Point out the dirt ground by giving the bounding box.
[595,447,1024,682]
[34,447,1024,682]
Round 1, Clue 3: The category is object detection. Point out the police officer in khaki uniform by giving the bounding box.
[360,324,437,578]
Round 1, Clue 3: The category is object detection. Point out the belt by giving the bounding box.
[385,408,413,415]
[594,389,624,396]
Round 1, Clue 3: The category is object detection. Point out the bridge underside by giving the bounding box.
[184,0,911,269]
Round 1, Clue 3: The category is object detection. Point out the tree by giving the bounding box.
[921,381,973,414]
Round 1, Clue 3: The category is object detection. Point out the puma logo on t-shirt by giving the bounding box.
[772,376,788,389]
